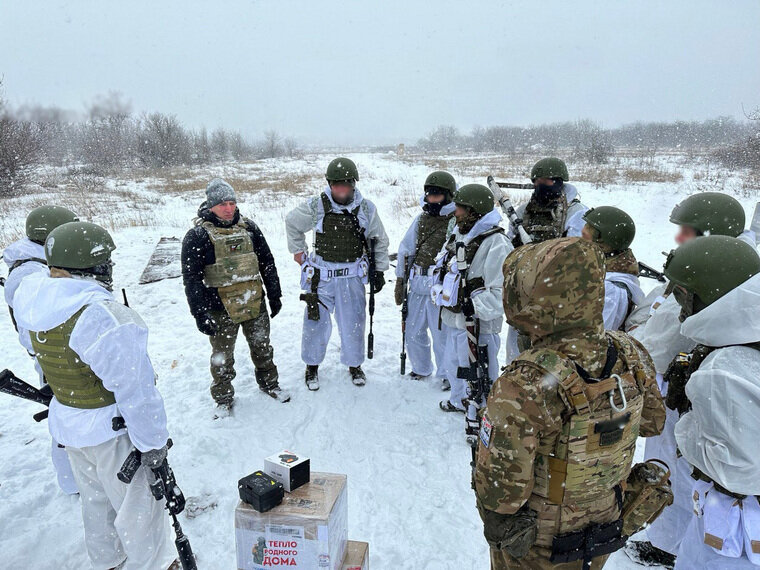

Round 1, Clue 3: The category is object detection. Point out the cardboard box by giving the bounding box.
[341,541,369,570]
[235,472,347,570]
[264,450,310,492]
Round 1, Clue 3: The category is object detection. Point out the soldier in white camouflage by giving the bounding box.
[394,171,456,387]
[474,237,665,569]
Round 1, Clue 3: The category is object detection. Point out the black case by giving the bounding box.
[238,470,284,513]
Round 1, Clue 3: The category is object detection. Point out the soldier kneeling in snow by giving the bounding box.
[13,222,180,570]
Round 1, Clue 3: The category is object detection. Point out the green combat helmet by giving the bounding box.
[664,235,760,319]
[45,221,115,267]
[325,157,359,183]
[453,184,494,215]
[424,170,457,199]
[25,205,79,244]
[530,157,569,181]
[669,192,745,237]
[583,206,636,252]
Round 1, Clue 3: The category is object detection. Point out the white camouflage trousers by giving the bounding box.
[301,275,366,368]
[66,434,176,570]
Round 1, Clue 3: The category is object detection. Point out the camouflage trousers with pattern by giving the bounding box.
[208,309,278,405]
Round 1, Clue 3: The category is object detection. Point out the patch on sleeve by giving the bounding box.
[480,414,494,448]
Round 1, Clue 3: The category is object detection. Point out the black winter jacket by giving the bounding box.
[181,203,282,321]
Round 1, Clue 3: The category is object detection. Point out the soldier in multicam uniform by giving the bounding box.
[474,237,665,569]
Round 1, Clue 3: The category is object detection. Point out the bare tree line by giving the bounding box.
[418,117,760,169]
[0,87,300,196]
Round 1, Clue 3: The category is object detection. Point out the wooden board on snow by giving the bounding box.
[138,237,182,284]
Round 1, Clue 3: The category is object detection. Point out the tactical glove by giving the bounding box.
[195,313,218,336]
[664,354,690,415]
[371,271,385,293]
[462,297,476,318]
[141,445,168,469]
[477,502,538,559]
[394,278,405,306]
[269,296,282,318]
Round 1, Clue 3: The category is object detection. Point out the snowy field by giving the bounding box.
[1,152,757,569]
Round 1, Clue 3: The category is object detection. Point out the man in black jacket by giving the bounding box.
[182,178,289,413]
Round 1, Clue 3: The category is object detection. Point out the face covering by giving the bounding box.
[533,180,564,205]
[671,284,707,322]
[71,262,115,292]
[423,188,450,216]
[456,209,480,234]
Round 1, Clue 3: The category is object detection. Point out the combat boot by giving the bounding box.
[305,365,319,391]
[349,366,366,386]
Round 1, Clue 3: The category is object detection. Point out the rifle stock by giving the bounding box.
[638,261,666,282]
[487,175,532,245]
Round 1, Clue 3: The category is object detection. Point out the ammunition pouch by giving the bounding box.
[300,293,322,321]
[479,504,538,559]
[550,518,626,567]
[621,459,674,537]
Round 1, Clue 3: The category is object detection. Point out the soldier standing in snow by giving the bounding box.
[475,237,665,569]
[508,157,588,246]
[661,236,760,569]
[285,157,389,390]
[13,221,180,570]
[394,171,456,389]
[4,205,79,329]
[432,184,512,419]
[3,205,80,495]
[505,157,589,362]
[181,178,289,414]
[625,192,757,566]
[580,206,645,330]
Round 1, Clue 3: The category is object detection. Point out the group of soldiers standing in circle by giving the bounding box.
[4,154,760,569]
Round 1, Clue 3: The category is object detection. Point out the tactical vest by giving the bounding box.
[314,193,366,263]
[30,306,116,409]
[201,220,263,324]
[414,213,451,268]
[439,227,505,311]
[665,342,760,415]
[516,331,648,547]
[522,194,572,243]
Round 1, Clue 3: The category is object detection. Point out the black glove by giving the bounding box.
[371,271,385,293]
[462,297,475,318]
[195,313,217,336]
[269,296,282,318]
[664,354,691,414]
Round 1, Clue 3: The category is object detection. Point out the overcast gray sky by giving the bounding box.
[1,0,759,145]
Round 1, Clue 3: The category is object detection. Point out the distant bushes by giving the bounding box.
[0,86,300,195]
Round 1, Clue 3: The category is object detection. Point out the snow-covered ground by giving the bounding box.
[1,152,757,569]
